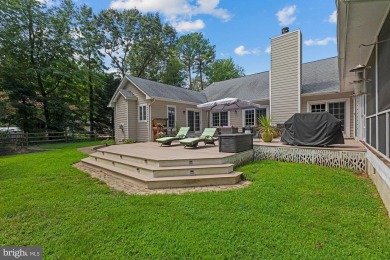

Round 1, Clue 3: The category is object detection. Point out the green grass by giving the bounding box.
[1,142,390,259]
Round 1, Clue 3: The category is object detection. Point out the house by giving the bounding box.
[109,30,354,142]
[108,1,390,212]
[337,0,390,213]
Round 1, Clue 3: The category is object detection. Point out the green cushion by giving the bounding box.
[179,128,217,146]
[176,127,190,138]
[179,138,199,145]
[156,137,176,143]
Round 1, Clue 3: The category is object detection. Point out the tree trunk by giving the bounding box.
[40,87,51,131]
[88,55,94,132]
[199,61,204,90]
[28,7,51,131]
[188,66,192,90]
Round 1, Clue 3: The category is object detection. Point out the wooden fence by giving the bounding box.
[0,131,113,146]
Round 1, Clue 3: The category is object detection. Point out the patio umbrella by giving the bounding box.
[197,97,261,112]
[197,98,262,127]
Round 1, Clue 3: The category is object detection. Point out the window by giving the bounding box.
[244,109,255,126]
[212,112,228,127]
[329,102,345,131]
[139,105,147,122]
[187,110,201,132]
[310,101,346,132]
[311,104,326,113]
[244,108,267,126]
[256,108,267,119]
[167,106,175,128]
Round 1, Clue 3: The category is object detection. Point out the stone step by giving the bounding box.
[81,158,242,189]
[88,154,234,177]
[93,150,225,167]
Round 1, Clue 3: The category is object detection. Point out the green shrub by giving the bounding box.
[123,138,135,144]
[101,139,115,146]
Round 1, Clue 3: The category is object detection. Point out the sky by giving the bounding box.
[75,0,338,75]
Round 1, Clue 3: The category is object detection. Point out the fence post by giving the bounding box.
[26,132,29,146]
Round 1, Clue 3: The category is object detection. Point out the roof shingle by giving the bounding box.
[127,76,207,103]
[202,57,340,101]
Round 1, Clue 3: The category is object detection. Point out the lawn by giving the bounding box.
[0,142,389,259]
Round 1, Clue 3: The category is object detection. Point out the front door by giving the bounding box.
[187,110,201,132]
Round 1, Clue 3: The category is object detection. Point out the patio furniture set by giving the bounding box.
[156,127,253,153]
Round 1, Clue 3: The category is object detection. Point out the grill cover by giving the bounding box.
[281,112,344,146]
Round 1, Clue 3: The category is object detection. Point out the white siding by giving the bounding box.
[270,30,301,125]
[123,82,150,142]
[151,100,207,132]
[115,95,128,141]
[128,99,137,140]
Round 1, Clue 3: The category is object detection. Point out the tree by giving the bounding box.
[129,13,177,81]
[76,4,105,132]
[94,73,120,133]
[160,56,186,87]
[193,33,216,90]
[97,8,140,78]
[206,58,245,84]
[0,0,79,131]
[177,33,198,89]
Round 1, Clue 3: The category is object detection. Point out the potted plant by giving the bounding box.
[156,123,164,131]
[257,115,277,142]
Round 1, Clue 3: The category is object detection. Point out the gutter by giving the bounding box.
[148,96,204,106]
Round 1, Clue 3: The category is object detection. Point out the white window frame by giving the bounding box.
[138,105,147,122]
[307,98,350,137]
[211,111,230,127]
[167,105,176,128]
[186,108,202,133]
[241,106,269,127]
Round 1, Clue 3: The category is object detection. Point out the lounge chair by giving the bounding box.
[179,128,218,148]
[156,127,190,146]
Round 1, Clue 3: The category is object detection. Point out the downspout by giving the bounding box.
[148,98,156,142]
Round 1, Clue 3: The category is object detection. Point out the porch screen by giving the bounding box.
[370,117,376,149]
[378,114,386,155]
[366,46,376,116]
[378,12,390,113]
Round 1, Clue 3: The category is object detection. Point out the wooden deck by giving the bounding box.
[81,142,247,189]
[79,138,368,189]
[98,142,232,161]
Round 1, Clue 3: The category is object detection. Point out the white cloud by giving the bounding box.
[276,5,297,26]
[304,37,337,46]
[328,10,337,24]
[173,19,205,33]
[234,45,250,56]
[110,0,231,32]
[234,45,259,56]
[265,46,271,54]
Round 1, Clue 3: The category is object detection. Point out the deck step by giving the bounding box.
[89,153,234,177]
[94,150,225,167]
[81,158,242,189]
